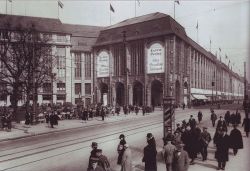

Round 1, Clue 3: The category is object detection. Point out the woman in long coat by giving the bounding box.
[229,124,243,155]
[242,116,250,137]
[142,133,157,171]
[121,144,132,171]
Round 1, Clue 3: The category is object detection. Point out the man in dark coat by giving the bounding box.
[215,129,230,170]
[229,124,243,155]
[197,111,203,123]
[211,110,217,127]
[188,115,196,129]
[200,127,211,161]
[224,111,231,126]
[230,113,237,125]
[217,116,227,132]
[235,111,241,125]
[242,116,250,137]
[142,133,157,171]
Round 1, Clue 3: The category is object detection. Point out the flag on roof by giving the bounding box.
[137,0,140,6]
[196,21,198,29]
[110,4,115,13]
[58,0,64,8]
[175,0,180,5]
[219,48,221,52]
[8,0,12,2]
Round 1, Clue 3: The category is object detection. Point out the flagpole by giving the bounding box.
[209,36,212,52]
[174,1,175,19]
[6,0,7,14]
[196,21,199,43]
[135,0,136,17]
[58,4,59,19]
[110,7,111,25]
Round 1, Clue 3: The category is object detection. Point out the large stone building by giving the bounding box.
[93,12,244,107]
[0,14,102,107]
[0,12,244,107]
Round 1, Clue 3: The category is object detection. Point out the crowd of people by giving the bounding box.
[87,109,249,171]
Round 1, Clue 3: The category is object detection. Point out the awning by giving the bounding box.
[192,94,208,100]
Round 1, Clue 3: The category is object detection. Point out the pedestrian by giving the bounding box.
[235,110,241,125]
[142,106,146,116]
[96,149,111,171]
[6,113,12,131]
[88,142,99,171]
[88,160,105,171]
[224,111,231,126]
[200,127,211,161]
[242,116,250,137]
[197,111,203,123]
[82,108,88,123]
[25,112,31,125]
[172,143,189,171]
[217,116,227,132]
[230,113,237,125]
[188,115,196,129]
[135,106,139,115]
[101,107,105,121]
[163,135,176,171]
[175,124,182,134]
[215,128,230,170]
[117,134,127,165]
[211,110,217,127]
[229,124,243,155]
[173,131,182,146]
[142,133,157,171]
[121,144,132,171]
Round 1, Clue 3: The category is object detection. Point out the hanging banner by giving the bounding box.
[103,93,108,106]
[147,43,165,74]
[97,51,109,77]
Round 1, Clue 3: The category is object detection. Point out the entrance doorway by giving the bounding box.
[133,81,143,106]
[116,82,125,106]
[100,83,108,104]
[151,80,163,107]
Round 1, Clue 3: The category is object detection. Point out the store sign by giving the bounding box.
[147,43,165,74]
[97,51,109,77]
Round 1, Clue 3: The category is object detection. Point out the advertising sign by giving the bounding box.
[147,43,165,74]
[97,51,109,77]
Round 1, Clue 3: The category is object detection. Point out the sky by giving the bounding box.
[0,0,249,79]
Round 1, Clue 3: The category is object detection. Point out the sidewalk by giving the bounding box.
[0,110,165,142]
[0,107,202,142]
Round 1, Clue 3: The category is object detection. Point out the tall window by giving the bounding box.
[85,53,91,79]
[57,34,66,42]
[175,39,181,74]
[85,83,91,95]
[130,41,144,75]
[75,53,81,79]
[75,83,81,95]
[57,47,66,78]
[113,44,126,76]
[57,83,65,92]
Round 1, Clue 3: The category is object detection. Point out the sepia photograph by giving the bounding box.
[0,0,249,171]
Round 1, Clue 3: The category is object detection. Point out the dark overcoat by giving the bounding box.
[242,118,250,132]
[215,134,230,162]
[142,140,157,171]
[229,128,243,149]
[172,150,189,171]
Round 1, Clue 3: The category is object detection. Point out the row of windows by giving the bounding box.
[75,83,91,95]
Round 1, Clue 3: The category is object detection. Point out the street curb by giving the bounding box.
[0,113,158,143]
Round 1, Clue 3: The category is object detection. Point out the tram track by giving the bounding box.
[0,119,162,168]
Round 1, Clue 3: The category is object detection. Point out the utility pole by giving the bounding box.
[32,29,36,124]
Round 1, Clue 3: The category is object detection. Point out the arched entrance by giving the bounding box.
[100,83,108,105]
[116,82,125,106]
[133,81,143,106]
[175,80,181,105]
[151,80,163,107]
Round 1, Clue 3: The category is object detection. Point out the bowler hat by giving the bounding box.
[147,133,153,139]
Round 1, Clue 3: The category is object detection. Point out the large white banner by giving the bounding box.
[147,43,165,74]
[97,51,109,77]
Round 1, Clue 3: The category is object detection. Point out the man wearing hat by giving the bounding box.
[211,110,217,127]
[163,134,176,171]
[142,133,157,171]
[200,127,211,161]
[215,128,230,170]
[117,134,126,165]
[88,142,99,170]
[96,149,110,171]
[172,143,189,171]
[88,159,105,171]
[216,116,227,132]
